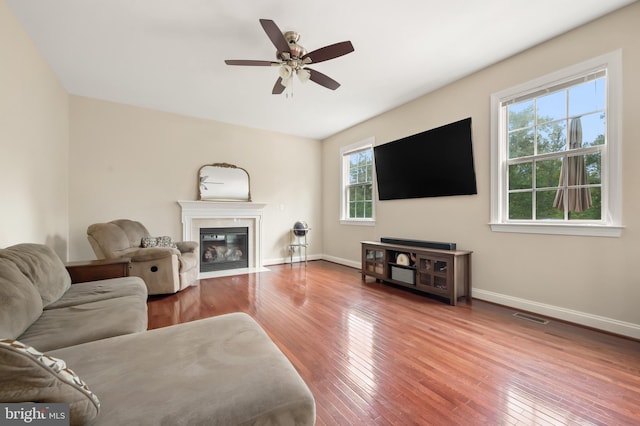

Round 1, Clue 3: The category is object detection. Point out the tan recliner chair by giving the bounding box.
[87,219,199,295]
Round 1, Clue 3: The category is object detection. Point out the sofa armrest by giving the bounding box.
[124,247,180,262]
[175,241,198,254]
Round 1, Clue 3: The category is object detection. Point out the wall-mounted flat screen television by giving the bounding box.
[373,117,477,200]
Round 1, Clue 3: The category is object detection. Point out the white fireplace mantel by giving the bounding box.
[178,201,267,279]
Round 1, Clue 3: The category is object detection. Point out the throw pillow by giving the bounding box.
[141,237,158,248]
[141,236,177,248]
[155,236,176,248]
[0,339,100,426]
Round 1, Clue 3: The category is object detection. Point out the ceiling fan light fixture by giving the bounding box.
[297,69,311,83]
[279,64,294,81]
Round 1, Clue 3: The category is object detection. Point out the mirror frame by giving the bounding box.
[198,163,252,201]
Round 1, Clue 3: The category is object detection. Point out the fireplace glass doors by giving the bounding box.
[200,227,249,272]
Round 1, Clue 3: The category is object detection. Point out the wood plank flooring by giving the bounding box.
[147,261,640,425]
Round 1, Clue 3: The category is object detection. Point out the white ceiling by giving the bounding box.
[7,0,636,139]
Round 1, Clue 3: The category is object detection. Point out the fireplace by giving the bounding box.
[178,201,267,279]
[200,227,248,272]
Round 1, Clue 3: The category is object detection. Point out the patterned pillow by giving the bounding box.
[141,237,158,248]
[141,236,176,248]
[155,236,176,248]
[0,339,100,424]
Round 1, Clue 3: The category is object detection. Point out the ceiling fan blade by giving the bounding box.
[301,41,354,64]
[307,68,340,90]
[224,60,279,66]
[259,19,290,55]
[272,77,286,94]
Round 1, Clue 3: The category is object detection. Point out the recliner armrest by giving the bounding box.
[175,241,198,254]
[124,247,180,262]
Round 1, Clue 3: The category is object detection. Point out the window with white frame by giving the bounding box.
[341,138,375,224]
[490,51,622,237]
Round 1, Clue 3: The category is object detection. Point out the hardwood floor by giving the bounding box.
[147,261,640,425]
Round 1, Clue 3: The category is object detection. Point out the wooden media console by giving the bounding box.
[361,241,472,305]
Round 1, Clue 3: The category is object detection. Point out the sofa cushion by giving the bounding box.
[18,295,148,352]
[0,243,71,307]
[111,219,151,248]
[45,276,148,310]
[0,258,44,339]
[87,222,129,258]
[0,339,100,426]
[50,313,316,426]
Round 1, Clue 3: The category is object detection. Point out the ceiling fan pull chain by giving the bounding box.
[286,78,294,99]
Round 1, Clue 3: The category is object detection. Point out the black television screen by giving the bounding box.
[373,117,477,200]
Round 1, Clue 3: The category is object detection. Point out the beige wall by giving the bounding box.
[68,97,322,264]
[322,3,640,337]
[0,0,69,258]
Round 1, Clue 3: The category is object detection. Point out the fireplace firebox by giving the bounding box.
[200,227,248,272]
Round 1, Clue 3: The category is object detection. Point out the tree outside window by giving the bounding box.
[341,140,375,223]
[346,149,373,219]
[490,51,622,237]
[506,79,604,221]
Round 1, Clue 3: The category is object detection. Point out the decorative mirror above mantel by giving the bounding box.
[198,163,251,201]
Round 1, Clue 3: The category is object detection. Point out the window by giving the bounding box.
[490,51,622,237]
[341,138,375,224]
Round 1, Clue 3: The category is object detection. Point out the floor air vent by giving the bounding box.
[513,312,549,325]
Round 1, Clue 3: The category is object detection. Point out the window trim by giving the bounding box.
[340,137,376,226]
[490,50,623,237]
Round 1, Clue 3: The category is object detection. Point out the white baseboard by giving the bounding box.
[320,254,360,269]
[264,254,323,266]
[264,254,360,269]
[473,288,640,340]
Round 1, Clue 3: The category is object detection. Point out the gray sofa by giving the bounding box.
[0,243,315,425]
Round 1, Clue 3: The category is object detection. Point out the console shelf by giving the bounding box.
[361,241,472,305]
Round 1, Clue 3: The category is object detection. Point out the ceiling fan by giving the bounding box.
[224,19,354,95]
